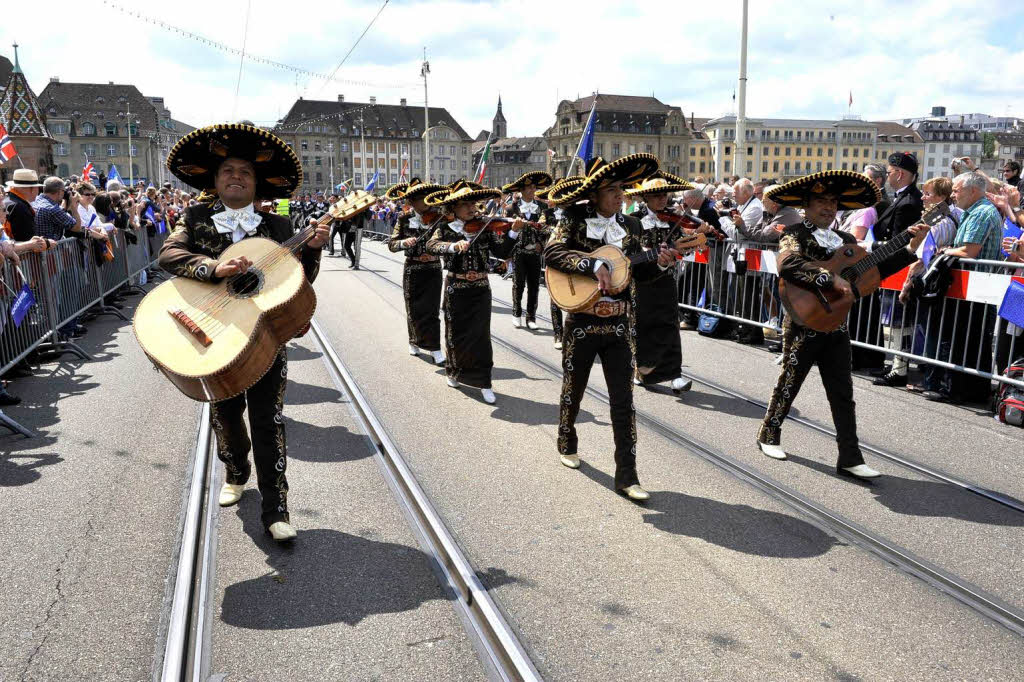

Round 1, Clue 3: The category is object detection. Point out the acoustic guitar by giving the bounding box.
[546,234,706,312]
[778,202,950,332]
[133,216,332,403]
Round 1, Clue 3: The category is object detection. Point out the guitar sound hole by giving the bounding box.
[844,247,854,257]
[227,268,265,299]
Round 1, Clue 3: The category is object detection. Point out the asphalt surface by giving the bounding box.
[316,241,1024,680]
[208,334,484,682]
[0,294,199,681]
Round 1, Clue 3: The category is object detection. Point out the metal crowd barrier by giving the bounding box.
[0,226,164,437]
[677,239,1024,391]
[363,218,393,242]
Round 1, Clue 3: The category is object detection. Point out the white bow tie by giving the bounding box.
[410,213,426,231]
[519,201,538,214]
[212,205,262,243]
[641,212,669,230]
[449,219,466,235]
[585,214,626,244]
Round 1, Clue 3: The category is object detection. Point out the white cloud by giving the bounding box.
[2,0,1022,140]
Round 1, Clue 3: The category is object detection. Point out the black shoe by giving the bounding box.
[922,390,949,402]
[352,264,360,270]
[70,328,87,339]
[0,389,22,406]
[869,366,890,378]
[872,370,906,387]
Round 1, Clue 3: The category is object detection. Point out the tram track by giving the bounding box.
[360,246,1024,517]
[357,246,1024,638]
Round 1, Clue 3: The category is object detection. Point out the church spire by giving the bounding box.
[12,41,21,74]
[491,95,507,140]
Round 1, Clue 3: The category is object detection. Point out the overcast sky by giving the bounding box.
[3,0,1023,138]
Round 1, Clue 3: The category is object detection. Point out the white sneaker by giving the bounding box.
[218,482,244,507]
[840,464,881,479]
[481,388,496,404]
[633,377,642,386]
[268,521,297,542]
[526,320,539,330]
[553,340,563,350]
[671,377,693,393]
[512,316,523,329]
[758,441,788,460]
[447,376,459,388]
[431,350,445,365]
[560,454,581,469]
[408,344,419,356]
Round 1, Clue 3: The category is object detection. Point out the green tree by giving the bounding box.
[983,132,996,159]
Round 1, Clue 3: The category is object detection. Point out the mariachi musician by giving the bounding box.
[425,181,522,404]
[544,154,678,501]
[386,178,447,365]
[160,122,329,542]
[626,172,696,394]
[502,171,555,331]
[756,171,929,480]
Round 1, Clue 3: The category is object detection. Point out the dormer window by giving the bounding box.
[72,110,81,117]
[48,106,56,115]
[96,96,105,104]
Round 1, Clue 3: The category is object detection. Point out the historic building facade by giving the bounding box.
[0,45,53,184]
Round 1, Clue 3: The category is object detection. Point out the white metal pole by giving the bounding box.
[422,48,430,182]
[127,98,134,186]
[735,0,749,180]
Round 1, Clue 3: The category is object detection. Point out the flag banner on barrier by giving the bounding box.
[999,280,1024,328]
[10,283,35,327]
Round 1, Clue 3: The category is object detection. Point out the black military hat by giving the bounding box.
[888,152,918,176]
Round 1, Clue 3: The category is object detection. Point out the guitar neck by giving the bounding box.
[849,203,948,278]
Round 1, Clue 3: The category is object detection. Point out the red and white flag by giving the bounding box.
[82,161,95,180]
[0,123,17,164]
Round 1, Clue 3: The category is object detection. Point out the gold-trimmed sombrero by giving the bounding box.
[625,170,693,197]
[402,177,447,201]
[384,182,409,201]
[546,176,587,206]
[166,122,301,199]
[446,178,486,191]
[552,154,659,205]
[766,170,880,209]
[501,170,554,194]
[424,179,500,208]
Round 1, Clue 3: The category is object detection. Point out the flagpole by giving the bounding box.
[15,153,26,169]
[734,0,749,181]
[127,98,133,187]
[567,98,597,178]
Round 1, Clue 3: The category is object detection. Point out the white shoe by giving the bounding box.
[560,454,581,469]
[671,377,693,393]
[758,441,788,460]
[526,320,539,330]
[620,484,650,501]
[840,464,881,479]
[432,350,445,365]
[408,344,419,356]
[512,316,523,329]
[268,521,297,542]
[218,483,244,507]
[481,388,496,404]
[553,340,563,350]
[633,377,642,386]
[447,376,459,388]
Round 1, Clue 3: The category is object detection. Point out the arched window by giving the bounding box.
[105,122,117,136]
[58,163,69,177]
[126,123,138,135]
[82,122,97,136]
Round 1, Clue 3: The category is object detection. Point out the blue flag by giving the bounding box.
[998,280,1024,328]
[1001,218,1022,259]
[365,169,379,193]
[575,102,597,162]
[107,164,125,188]
[920,230,937,268]
[145,205,167,233]
[11,283,35,328]
[697,287,707,309]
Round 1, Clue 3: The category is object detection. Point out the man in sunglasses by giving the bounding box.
[1003,161,1024,210]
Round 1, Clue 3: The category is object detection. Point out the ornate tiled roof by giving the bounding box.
[0,46,49,138]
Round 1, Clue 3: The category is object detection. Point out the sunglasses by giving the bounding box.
[81,193,96,197]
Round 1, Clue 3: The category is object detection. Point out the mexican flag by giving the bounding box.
[474,138,492,183]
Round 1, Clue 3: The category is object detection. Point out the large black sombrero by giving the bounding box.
[501,170,554,194]
[766,170,880,209]
[546,176,586,206]
[625,170,693,197]
[447,178,486,191]
[401,177,447,201]
[552,154,659,204]
[384,182,409,200]
[424,179,500,208]
[166,123,301,199]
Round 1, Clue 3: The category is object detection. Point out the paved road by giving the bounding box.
[208,335,484,682]
[311,242,1024,680]
[0,299,198,681]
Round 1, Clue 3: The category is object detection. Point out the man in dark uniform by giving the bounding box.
[756,170,929,480]
[871,152,924,387]
[387,179,446,364]
[502,171,554,331]
[538,178,579,349]
[159,123,328,542]
[544,155,678,501]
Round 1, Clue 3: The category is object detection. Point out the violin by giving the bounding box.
[461,216,541,234]
[655,209,702,231]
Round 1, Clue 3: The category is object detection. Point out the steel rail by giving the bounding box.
[309,319,543,682]
[357,247,1024,637]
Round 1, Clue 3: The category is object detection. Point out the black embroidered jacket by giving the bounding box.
[158,200,321,284]
[388,211,437,258]
[425,221,516,274]
[504,201,551,252]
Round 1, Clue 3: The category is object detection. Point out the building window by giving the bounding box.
[314,141,321,152]
[612,143,620,157]
[773,160,779,172]
[341,142,349,152]
[414,159,421,169]
[130,144,137,157]
[450,159,455,170]
[724,161,731,172]
[355,173,362,185]
[762,161,768,173]
[746,161,752,173]
[699,161,706,172]
[816,162,822,172]
[774,146,779,155]
[596,143,604,156]
[104,123,117,136]
[82,122,97,136]
[107,144,118,157]
[853,148,859,158]
[316,172,323,183]
[628,144,637,154]
[301,140,308,151]
[842,162,848,170]
[645,144,653,153]
[784,161,791,173]
[304,155,311,166]
[315,156,322,166]
[842,148,849,157]
[724,146,731,155]
[690,161,696,172]
[691,147,696,156]
[795,147,801,156]
[817,147,823,157]
[56,143,68,156]
[353,141,360,152]
[852,162,858,171]
[462,160,467,170]
[84,143,97,157]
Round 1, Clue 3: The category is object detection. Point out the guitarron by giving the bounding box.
[546,234,706,312]
[133,222,326,402]
[778,202,950,332]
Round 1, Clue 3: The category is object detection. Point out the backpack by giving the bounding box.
[995,358,1024,427]
[698,305,730,338]
[907,254,956,308]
